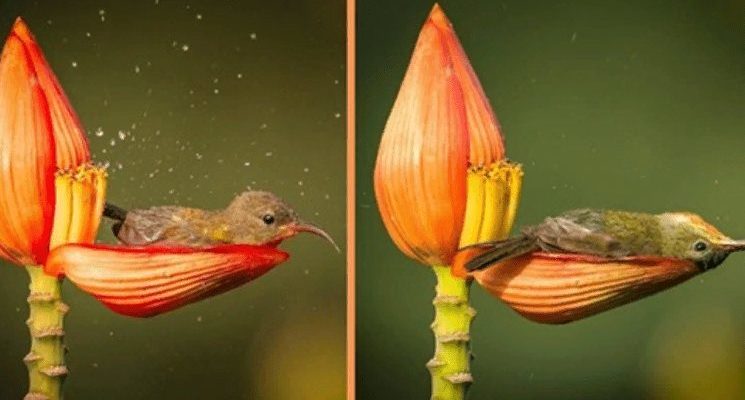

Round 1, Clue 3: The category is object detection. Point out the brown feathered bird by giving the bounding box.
[103,190,338,250]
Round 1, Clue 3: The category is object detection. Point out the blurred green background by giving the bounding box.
[357,1,744,399]
[0,1,345,399]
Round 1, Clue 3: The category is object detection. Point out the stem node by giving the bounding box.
[25,266,66,400]
[429,265,474,400]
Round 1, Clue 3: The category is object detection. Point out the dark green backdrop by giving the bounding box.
[0,1,345,399]
[357,1,744,399]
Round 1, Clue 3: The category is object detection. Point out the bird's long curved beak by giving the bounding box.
[720,239,745,253]
[289,221,340,253]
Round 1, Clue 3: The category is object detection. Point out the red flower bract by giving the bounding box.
[0,18,92,266]
[45,244,289,317]
[471,253,700,324]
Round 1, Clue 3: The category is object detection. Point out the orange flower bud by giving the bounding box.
[374,5,518,266]
[0,19,95,265]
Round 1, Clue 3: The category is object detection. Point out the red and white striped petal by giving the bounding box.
[472,253,700,324]
[45,244,289,317]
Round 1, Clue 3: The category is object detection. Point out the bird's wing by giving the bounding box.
[529,213,628,258]
[463,210,630,271]
[115,207,215,246]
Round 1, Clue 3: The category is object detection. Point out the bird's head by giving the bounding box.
[659,212,745,271]
[222,190,339,251]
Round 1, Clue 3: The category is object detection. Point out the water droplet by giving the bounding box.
[250,33,257,40]
[134,65,140,74]
[265,152,273,157]
[95,127,104,137]
[236,73,243,79]
[71,61,78,68]
[244,161,251,166]
[181,44,190,52]
[334,112,341,118]
[196,14,203,20]
[117,130,127,141]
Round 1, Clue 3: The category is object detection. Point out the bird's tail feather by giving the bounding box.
[465,236,539,271]
[103,202,128,222]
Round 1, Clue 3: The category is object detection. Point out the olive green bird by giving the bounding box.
[465,209,745,272]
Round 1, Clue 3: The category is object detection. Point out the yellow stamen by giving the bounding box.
[458,161,523,248]
[49,172,73,249]
[458,167,485,247]
[498,162,524,237]
[49,164,108,248]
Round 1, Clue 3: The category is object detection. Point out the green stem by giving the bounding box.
[428,265,474,400]
[24,266,67,400]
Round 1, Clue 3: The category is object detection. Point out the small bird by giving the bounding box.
[102,190,339,251]
[464,209,745,272]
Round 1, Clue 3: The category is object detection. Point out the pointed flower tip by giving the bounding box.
[427,4,451,29]
[2,16,90,171]
[11,17,32,39]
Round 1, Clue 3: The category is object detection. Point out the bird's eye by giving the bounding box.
[693,241,708,252]
[262,214,275,225]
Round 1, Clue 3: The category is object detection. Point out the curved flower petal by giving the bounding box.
[10,18,90,169]
[471,253,700,324]
[0,30,56,265]
[428,5,504,165]
[374,7,470,266]
[45,244,289,317]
